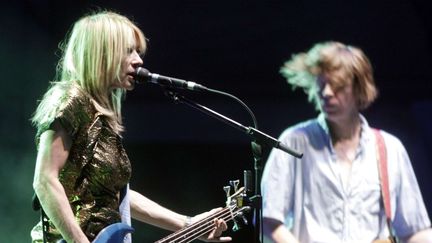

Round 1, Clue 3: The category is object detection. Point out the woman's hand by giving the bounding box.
[191,207,232,242]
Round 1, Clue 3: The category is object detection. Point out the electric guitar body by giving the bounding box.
[57,223,133,243]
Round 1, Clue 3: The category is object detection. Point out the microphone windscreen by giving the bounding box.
[136,67,149,78]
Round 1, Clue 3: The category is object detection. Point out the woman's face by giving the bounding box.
[116,43,143,91]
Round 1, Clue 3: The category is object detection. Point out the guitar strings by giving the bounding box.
[155,206,232,243]
[174,208,241,243]
[155,205,240,243]
[175,208,237,243]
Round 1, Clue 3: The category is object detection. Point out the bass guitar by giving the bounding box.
[155,185,250,243]
[60,182,249,243]
[57,223,134,243]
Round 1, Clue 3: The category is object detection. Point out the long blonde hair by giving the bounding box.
[32,11,146,134]
[280,41,378,110]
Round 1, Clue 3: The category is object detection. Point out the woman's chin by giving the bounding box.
[122,78,136,90]
[125,83,135,91]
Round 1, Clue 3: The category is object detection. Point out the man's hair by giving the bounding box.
[280,41,378,110]
[32,11,146,134]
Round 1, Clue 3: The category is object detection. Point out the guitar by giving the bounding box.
[93,223,134,243]
[155,186,250,243]
[61,184,249,243]
[56,223,134,243]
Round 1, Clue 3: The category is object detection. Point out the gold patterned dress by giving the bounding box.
[31,86,132,242]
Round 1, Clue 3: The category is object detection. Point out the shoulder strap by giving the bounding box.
[373,129,397,243]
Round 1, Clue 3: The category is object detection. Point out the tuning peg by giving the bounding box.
[232,219,240,232]
[223,186,231,198]
[231,211,248,232]
[238,212,248,225]
[229,179,240,192]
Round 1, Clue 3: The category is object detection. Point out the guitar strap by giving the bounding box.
[119,184,132,243]
[373,129,397,243]
[32,193,48,243]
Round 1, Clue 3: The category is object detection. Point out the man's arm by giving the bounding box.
[402,228,432,243]
[263,218,299,243]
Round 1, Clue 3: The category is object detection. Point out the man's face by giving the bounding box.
[317,73,358,122]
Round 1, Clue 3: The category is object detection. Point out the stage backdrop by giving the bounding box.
[0,0,431,242]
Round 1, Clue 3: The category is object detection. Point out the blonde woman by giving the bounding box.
[31,11,231,243]
[261,41,432,243]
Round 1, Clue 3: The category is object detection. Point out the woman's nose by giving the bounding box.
[132,51,143,67]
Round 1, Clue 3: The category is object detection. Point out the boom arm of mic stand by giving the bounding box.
[165,90,303,158]
[164,89,302,243]
[247,128,303,158]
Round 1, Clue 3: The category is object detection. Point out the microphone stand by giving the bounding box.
[162,88,302,243]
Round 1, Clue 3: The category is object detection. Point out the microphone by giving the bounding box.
[134,67,208,91]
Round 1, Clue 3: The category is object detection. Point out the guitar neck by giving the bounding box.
[155,206,238,243]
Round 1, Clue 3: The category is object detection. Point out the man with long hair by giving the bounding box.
[261,41,432,243]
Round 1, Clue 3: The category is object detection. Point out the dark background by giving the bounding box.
[0,0,431,242]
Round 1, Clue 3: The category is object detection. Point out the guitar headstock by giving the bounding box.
[156,180,252,243]
[223,180,250,231]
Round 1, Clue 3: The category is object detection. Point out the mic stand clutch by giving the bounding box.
[163,88,303,243]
